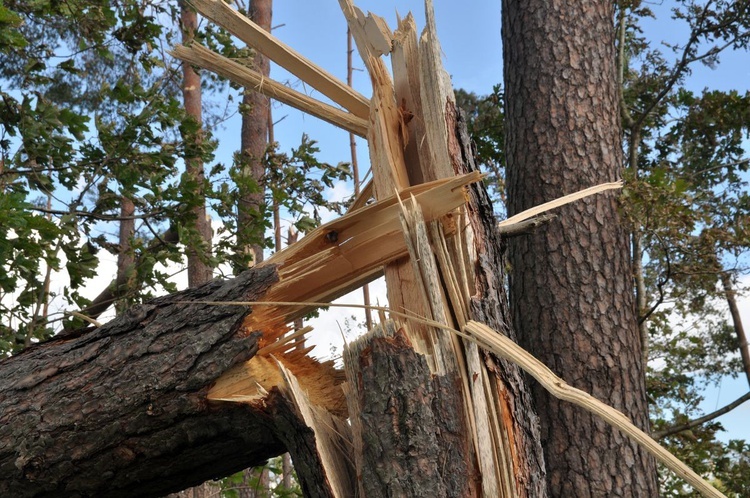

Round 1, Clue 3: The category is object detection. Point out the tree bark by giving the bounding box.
[180,0,213,286]
[502,0,659,496]
[720,271,750,388]
[0,266,287,498]
[345,323,474,497]
[237,0,272,267]
[116,196,136,313]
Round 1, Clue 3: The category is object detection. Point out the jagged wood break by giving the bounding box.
[175,0,547,495]
[0,0,722,497]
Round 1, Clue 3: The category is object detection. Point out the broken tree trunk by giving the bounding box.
[0,175,475,497]
[336,2,546,496]
[0,266,285,497]
[2,2,727,497]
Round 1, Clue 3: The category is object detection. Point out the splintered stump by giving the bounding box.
[345,323,475,497]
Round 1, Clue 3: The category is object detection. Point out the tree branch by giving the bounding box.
[633,1,733,129]
[639,233,671,325]
[31,206,164,221]
[654,391,750,439]
[498,214,556,238]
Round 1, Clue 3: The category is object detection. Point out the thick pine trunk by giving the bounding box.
[0,266,287,498]
[502,0,659,495]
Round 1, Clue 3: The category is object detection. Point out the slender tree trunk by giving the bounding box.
[28,195,55,347]
[238,467,269,498]
[237,0,272,268]
[180,0,213,287]
[269,109,282,254]
[77,227,180,323]
[720,271,750,388]
[502,0,659,496]
[281,453,293,489]
[626,127,650,364]
[174,5,218,495]
[633,228,648,363]
[116,197,136,313]
[234,4,273,496]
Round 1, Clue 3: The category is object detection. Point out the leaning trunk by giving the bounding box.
[0,267,287,497]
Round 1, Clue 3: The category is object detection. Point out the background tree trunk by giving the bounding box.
[502,0,659,495]
[180,0,213,286]
[237,0,272,267]
[116,197,136,313]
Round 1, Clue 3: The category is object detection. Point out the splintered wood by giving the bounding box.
[174,0,524,495]
[171,1,724,497]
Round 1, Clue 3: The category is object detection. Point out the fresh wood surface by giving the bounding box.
[171,43,368,138]
[189,0,369,119]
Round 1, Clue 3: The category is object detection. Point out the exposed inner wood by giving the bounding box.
[189,0,370,119]
[248,171,479,331]
[206,173,480,412]
[171,43,368,138]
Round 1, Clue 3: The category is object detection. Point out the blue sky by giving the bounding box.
[212,0,503,175]
[202,1,750,448]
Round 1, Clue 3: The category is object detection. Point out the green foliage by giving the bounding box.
[212,134,351,272]
[218,457,302,498]
[455,85,505,211]
[617,1,750,493]
[0,0,353,355]
[0,0,208,349]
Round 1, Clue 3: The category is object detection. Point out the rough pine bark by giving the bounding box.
[502,1,659,496]
[238,0,273,267]
[0,266,286,498]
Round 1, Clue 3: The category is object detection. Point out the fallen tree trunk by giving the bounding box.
[0,266,285,497]
[0,174,474,497]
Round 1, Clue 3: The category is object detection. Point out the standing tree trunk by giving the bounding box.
[116,197,136,313]
[502,0,659,496]
[718,269,750,388]
[237,0,272,267]
[180,0,213,286]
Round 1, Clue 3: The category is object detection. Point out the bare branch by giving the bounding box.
[30,206,164,222]
[654,391,750,439]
